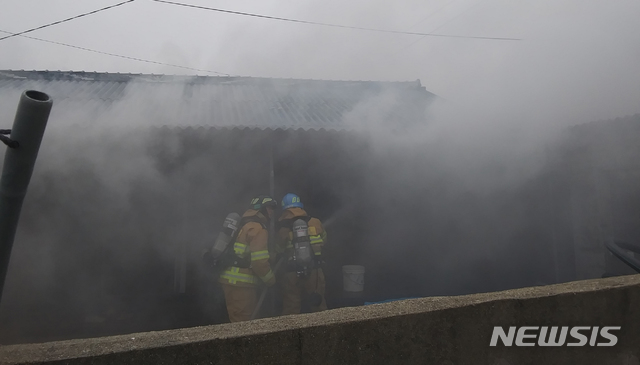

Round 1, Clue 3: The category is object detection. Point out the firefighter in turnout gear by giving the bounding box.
[219,196,277,322]
[276,193,328,314]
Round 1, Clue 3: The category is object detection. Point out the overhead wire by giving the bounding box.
[150,0,521,41]
[400,0,494,51]
[0,29,232,76]
[406,0,460,31]
[0,0,515,75]
[0,0,137,42]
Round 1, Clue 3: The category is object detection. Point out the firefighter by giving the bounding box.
[219,195,277,322]
[276,193,328,315]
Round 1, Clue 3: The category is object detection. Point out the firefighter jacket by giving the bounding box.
[219,209,276,288]
[276,207,326,260]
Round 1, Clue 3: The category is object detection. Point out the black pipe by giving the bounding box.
[0,90,53,304]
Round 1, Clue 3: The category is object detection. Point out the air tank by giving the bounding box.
[292,219,313,273]
[211,212,241,260]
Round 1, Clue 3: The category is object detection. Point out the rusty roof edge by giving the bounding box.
[0,70,427,88]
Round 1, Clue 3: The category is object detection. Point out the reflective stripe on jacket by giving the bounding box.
[219,209,275,288]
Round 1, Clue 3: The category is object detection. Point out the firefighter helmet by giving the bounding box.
[249,195,277,210]
[281,193,303,209]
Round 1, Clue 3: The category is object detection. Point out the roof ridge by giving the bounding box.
[0,70,436,132]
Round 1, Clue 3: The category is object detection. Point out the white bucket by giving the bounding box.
[342,265,365,292]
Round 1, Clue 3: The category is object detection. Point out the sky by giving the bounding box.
[1,0,639,126]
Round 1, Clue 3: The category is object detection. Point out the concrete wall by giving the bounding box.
[1,274,639,365]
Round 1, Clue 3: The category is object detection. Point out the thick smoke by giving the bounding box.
[0,0,637,348]
[339,91,553,296]
[0,80,269,342]
[0,71,638,345]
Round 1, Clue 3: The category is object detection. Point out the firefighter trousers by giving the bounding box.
[221,283,258,323]
[281,268,327,315]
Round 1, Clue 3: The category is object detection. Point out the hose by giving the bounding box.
[250,257,285,320]
[604,240,640,273]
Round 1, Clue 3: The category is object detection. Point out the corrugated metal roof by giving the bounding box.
[0,70,435,131]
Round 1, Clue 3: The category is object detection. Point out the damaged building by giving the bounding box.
[0,70,638,344]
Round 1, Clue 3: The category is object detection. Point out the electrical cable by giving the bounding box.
[401,0,494,51]
[0,0,137,42]
[0,29,231,76]
[151,0,520,41]
[406,0,459,31]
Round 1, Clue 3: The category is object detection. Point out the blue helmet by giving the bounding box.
[281,193,303,209]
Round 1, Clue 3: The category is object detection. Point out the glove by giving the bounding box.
[263,273,277,288]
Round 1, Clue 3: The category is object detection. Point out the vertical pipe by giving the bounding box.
[544,144,560,283]
[269,147,274,199]
[0,90,53,304]
[267,134,276,317]
[269,135,275,249]
[174,183,187,294]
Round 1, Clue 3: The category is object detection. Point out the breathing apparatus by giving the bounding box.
[291,218,314,277]
[207,212,241,269]
[292,219,323,307]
